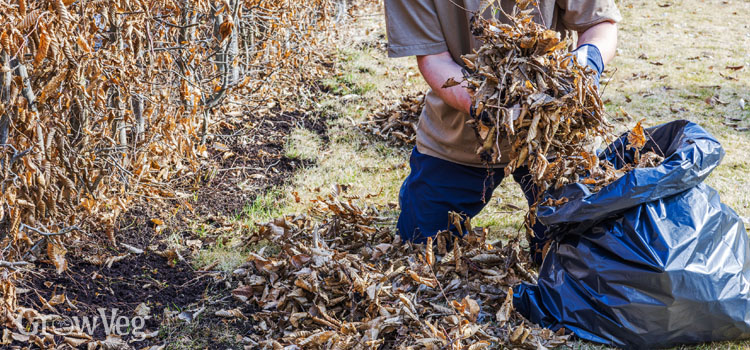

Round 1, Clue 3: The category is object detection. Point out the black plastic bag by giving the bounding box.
[514,120,750,348]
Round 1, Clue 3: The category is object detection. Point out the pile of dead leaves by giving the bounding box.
[228,189,569,349]
[360,92,424,146]
[575,120,664,192]
[454,0,611,192]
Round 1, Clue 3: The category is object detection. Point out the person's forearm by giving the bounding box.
[577,21,618,65]
[416,52,472,115]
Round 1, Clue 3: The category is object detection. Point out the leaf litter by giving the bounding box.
[303,8,669,347]
[361,92,424,147]
[191,1,683,348]
[227,4,667,348]
[230,189,570,349]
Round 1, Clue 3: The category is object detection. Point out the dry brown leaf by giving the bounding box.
[426,236,435,267]
[48,294,65,306]
[462,296,480,322]
[215,308,247,320]
[442,77,462,88]
[64,336,89,347]
[219,17,234,42]
[496,287,514,326]
[628,120,647,150]
[47,240,68,274]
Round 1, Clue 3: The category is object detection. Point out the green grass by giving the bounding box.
[320,70,376,96]
[606,0,750,221]
[241,188,286,224]
[192,243,249,272]
[280,45,426,214]
[190,188,286,272]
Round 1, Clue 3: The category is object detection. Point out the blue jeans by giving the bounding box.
[397,147,547,264]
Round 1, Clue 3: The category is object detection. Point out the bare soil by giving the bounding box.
[195,111,329,217]
[13,110,329,347]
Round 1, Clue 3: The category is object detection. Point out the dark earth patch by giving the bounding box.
[158,297,259,349]
[195,111,328,217]
[13,110,329,347]
[16,252,212,346]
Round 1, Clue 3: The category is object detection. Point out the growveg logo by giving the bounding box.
[14,308,147,340]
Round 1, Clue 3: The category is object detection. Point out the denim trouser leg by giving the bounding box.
[397,147,548,264]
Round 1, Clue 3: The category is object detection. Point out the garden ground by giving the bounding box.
[15,0,750,348]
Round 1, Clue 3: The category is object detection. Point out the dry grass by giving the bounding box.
[605,0,750,219]
[285,127,324,162]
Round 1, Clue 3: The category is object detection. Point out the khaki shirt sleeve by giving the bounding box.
[384,0,448,57]
[556,0,622,31]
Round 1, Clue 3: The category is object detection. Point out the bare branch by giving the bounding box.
[20,224,80,237]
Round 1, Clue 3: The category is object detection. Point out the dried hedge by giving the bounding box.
[0,0,336,283]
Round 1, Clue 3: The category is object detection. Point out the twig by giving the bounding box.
[20,224,80,237]
[107,154,134,178]
[0,261,30,270]
[426,251,460,316]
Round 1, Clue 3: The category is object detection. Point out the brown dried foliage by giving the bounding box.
[463,1,611,191]
[231,190,569,349]
[461,1,664,248]
[361,92,424,146]
[0,0,337,325]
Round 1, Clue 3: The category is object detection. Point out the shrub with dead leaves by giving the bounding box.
[0,0,339,343]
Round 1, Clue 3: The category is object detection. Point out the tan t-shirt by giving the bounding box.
[384,0,622,167]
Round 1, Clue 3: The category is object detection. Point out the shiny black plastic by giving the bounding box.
[514,120,750,348]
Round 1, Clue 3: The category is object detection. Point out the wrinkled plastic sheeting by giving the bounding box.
[514,120,750,348]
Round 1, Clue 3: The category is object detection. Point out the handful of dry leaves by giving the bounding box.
[451,1,611,193]
[453,1,668,241]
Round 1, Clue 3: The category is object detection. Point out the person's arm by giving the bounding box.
[577,20,618,65]
[572,20,618,87]
[416,52,473,115]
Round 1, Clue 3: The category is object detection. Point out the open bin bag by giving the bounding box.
[514,120,750,348]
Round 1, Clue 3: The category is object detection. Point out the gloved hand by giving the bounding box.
[572,43,604,88]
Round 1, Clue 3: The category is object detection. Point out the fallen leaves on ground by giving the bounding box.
[230,190,569,349]
[360,92,424,146]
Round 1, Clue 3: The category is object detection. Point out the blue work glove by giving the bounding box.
[572,43,604,88]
